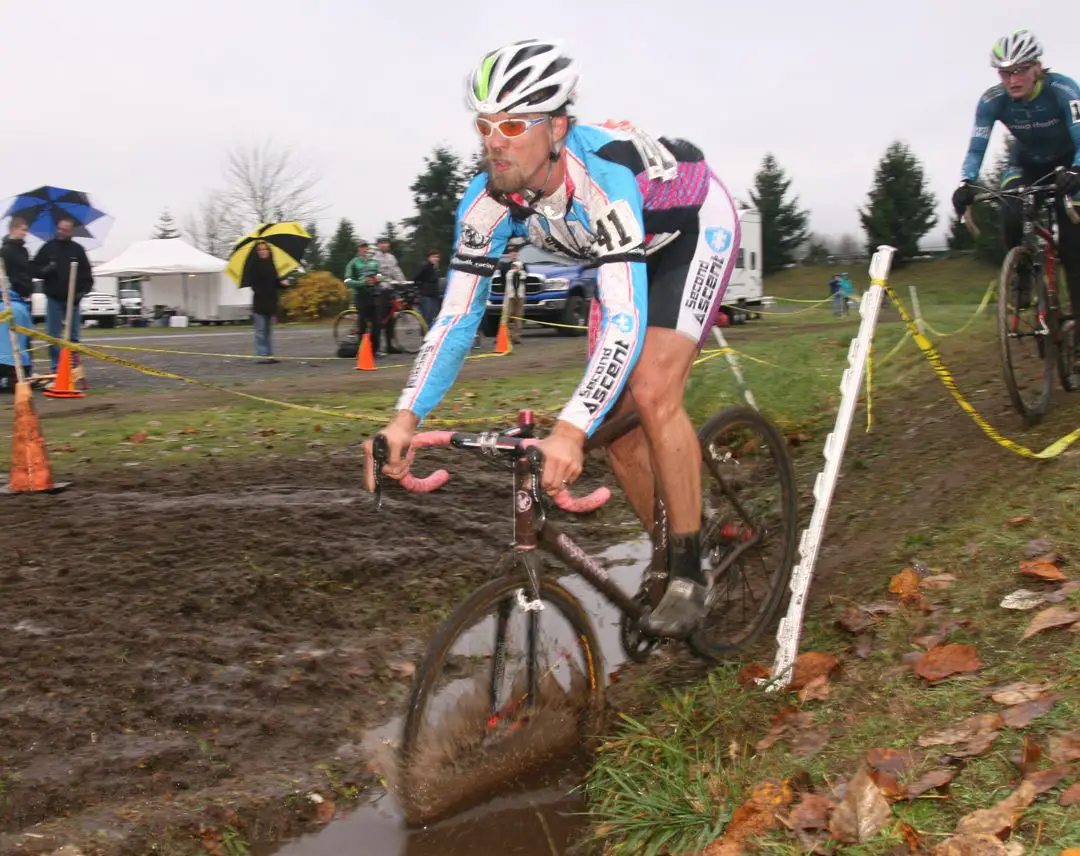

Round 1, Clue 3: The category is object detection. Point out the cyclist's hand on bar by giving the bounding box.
[538,422,585,497]
[363,411,418,492]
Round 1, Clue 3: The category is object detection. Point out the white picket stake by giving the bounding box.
[908,285,926,335]
[765,245,896,691]
[711,325,759,411]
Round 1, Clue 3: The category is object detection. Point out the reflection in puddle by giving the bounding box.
[261,538,650,856]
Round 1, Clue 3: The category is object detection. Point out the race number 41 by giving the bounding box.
[592,199,643,256]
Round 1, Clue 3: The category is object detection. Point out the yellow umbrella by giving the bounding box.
[226,222,312,285]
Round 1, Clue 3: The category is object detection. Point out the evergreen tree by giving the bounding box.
[749,154,811,275]
[325,218,359,281]
[858,141,938,265]
[402,146,467,274]
[153,207,180,239]
[302,221,326,271]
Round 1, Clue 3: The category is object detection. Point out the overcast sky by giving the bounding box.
[3,0,1074,260]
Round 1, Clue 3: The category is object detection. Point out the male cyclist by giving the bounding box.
[363,39,742,638]
[952,29,1080,320]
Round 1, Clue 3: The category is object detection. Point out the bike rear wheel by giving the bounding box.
[398,573,604,828]
[998,246,1054,424]
[333,309,359,347]
[392,308,427,354]
[687,405,799,662]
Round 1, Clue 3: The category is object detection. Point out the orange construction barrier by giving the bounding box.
[3,381,70,495]
[43,348,85,399]
[494,320,511,354]
[355,332,376,371]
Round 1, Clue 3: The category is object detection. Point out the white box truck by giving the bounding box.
[718,207,764,325]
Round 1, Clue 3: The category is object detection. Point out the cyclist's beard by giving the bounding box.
[487,161,528,194]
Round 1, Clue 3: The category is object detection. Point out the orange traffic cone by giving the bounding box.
[2,381,70,495]
[355,333,376,371]
[494,320,511,354]
[43,348,85,399]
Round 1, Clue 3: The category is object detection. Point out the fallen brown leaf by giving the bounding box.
[755,707,800,752]
[868,769,905,801]
[791,726,831,760]
[1048,731,1080,763]
[1018,735,1042,776]
[1046,580,1080,603]
[313,797,336,823]
[1006,514,1033,527]
[798,674,831,702]
[866,747,909,774]
[1002,693,1061,728]
[897,820,923,851]
[1060,782,1080,806]
[790,651,841,690]
[913,619,973,650]
[1021,607,1080,639]
[947,731,1002,759]
[906,768,958,797]
[913,644,983,683]
[918,713,1003,747]
[701,778,794,856]
[836,604,875,634]
[129,431,149,445]
[1024,763,1071,795]
[828,766,893,844]
[854,634,874,659]
[890,568,923,602]
[788,793,833,830]
[988,680,1053,706]
[736,661,771,687]
[1000,589,1049,611]
[931,834,1008,855]
[1061,849,1080,856]
[1018,558,1067,582]
[955,780,1036,837]
[864,602,901,615]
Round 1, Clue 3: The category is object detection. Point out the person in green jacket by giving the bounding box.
[343,240,383,354]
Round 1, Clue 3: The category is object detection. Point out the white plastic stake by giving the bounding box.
[766,245,895,690]
[711,325,758,411]
[908,285,925,335]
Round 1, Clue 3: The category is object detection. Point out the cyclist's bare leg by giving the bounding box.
[604,391,656,535]
[605,327,706,636]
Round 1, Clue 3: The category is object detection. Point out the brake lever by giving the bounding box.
[525,446,545,509]
[372,433,389,511]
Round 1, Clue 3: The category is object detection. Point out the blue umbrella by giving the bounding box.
[2,185,113,251]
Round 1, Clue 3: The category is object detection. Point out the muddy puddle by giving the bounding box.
[259,537,651,856]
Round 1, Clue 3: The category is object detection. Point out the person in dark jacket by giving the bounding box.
[413,249,442,326]
[32,217,94,371]
[243,241,287,364]
[1,216,47,301]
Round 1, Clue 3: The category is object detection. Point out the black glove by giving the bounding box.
[952,181,977,216]
[1057,168,1080,197]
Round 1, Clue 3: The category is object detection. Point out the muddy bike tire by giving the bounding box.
[998,247,1054,424]
[392,308,428,354]
[399,574,605,824]
[687,405,798,662]
[333,309,359,347]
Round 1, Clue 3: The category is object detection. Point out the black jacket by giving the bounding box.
[413,260,441,298]
[243,255,284,317]
[0,236,43,300]
[33,238,94,301]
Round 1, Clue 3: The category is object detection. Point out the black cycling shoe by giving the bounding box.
[641,576,710,639]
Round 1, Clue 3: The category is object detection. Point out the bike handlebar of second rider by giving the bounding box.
[370,431,611,514]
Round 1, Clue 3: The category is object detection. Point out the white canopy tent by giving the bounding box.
[93,238,251,323]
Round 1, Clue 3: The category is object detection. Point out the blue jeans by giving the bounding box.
[46,296,81,372]
[253,313,273,356]
[419,295,441,327]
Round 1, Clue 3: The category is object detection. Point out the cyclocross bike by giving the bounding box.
[371,402,798,826]
[333,281,428,355]
[962,166,1079,423]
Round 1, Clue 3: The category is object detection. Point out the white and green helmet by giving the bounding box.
[990,29,1042,69]
[466,39,579,115]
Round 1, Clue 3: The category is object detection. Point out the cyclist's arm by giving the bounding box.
[960,89,1002,182]
[394,178,515,423]
[1050,74,1080,168]
[556,165,648,437]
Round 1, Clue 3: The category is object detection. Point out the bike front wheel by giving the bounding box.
[333,309,359,347]
[398,573,605,828]
[998,246,1054,424]
[687,405,799,662]
[392,308,428,354]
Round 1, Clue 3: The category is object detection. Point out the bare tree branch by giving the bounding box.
[222,141,324,230]
[182,191,242,259]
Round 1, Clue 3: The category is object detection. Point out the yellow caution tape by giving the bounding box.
[921,279,996,339]
[11,323,538,428]
[508,315,588,330]
[86,341,349,361]
[882,286,1080,460]
[0,309,12,324]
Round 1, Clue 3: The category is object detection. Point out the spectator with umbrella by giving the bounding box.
[2,186,112,373]
[226,223,311,364]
